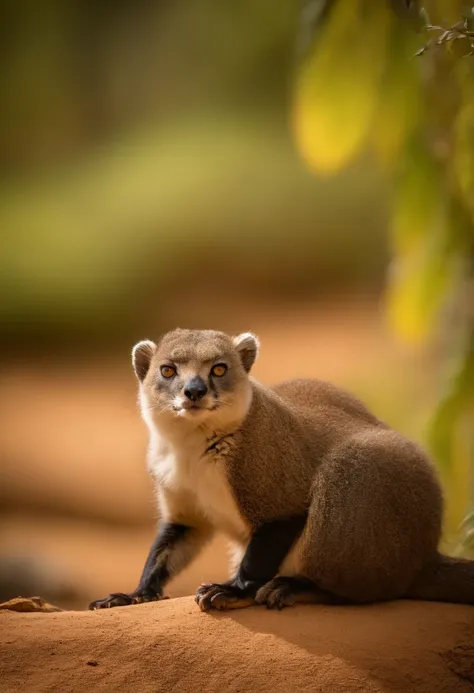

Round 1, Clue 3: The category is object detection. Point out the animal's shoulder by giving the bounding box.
[269,378,379,423]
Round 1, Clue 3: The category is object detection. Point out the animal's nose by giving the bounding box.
[184,377,208,401]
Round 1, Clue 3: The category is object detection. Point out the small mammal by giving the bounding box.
[90,328,474,611]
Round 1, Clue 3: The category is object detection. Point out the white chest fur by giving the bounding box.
[148,430,249,543]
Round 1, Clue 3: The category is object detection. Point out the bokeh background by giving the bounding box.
[1,0,473,609]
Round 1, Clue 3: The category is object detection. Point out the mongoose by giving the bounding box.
[90,328,474,611]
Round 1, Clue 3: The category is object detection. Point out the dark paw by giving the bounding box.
[89,590,162,610]
[256,583,295,610]
[195,582,256,612]
[255,576,314,610]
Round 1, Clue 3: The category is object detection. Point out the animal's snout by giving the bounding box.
[184,377,208,402]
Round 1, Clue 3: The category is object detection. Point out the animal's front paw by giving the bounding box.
[89,589,163,610]
[195,582,256,612]
[255,578,299,610]
[255,576,324,610]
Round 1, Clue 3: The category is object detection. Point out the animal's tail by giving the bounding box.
[404,553,474,605]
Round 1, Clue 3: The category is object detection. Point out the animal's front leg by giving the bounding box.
[90,522,210,609]
[196,514,307,612]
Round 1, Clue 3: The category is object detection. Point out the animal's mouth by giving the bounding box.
[172,402,219,414]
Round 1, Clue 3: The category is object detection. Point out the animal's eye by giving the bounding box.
[211,364,227,377]
[160,365,176,378]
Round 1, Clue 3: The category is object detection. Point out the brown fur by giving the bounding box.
[132,329,473,607]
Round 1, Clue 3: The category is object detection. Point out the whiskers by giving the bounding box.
[143,401,175,416]
[211,397,236,414]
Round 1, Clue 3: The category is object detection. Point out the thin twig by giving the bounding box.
[416,16,474,58]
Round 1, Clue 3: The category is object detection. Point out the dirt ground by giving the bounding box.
[1,597,473,693]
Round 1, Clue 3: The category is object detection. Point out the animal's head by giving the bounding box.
[132,329,259,433]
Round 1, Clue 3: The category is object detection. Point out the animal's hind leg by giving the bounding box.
[255,576,344,610]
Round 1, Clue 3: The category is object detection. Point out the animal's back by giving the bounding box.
[270,378,382,428]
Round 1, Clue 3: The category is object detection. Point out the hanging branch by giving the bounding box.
[416,7,474,57]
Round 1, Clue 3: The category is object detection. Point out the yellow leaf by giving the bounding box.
[385,246,452,344]
[371,23,422,168]
[453,103,474,201]
[292,0,391,174]
[391,136,443,257]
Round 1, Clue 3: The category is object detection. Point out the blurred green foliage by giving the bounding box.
[294,0,474,554]
[0,0,389,348]
[0,116,387,341]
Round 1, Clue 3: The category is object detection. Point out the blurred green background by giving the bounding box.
[0,0,472,608]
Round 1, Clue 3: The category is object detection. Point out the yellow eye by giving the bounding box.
[160,365,176,378]
[211,364,227,377]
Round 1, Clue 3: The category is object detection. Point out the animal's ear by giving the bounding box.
[132,340,156,381]
[232,332,260,373]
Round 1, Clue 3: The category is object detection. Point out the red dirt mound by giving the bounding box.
[1,598,473,692]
